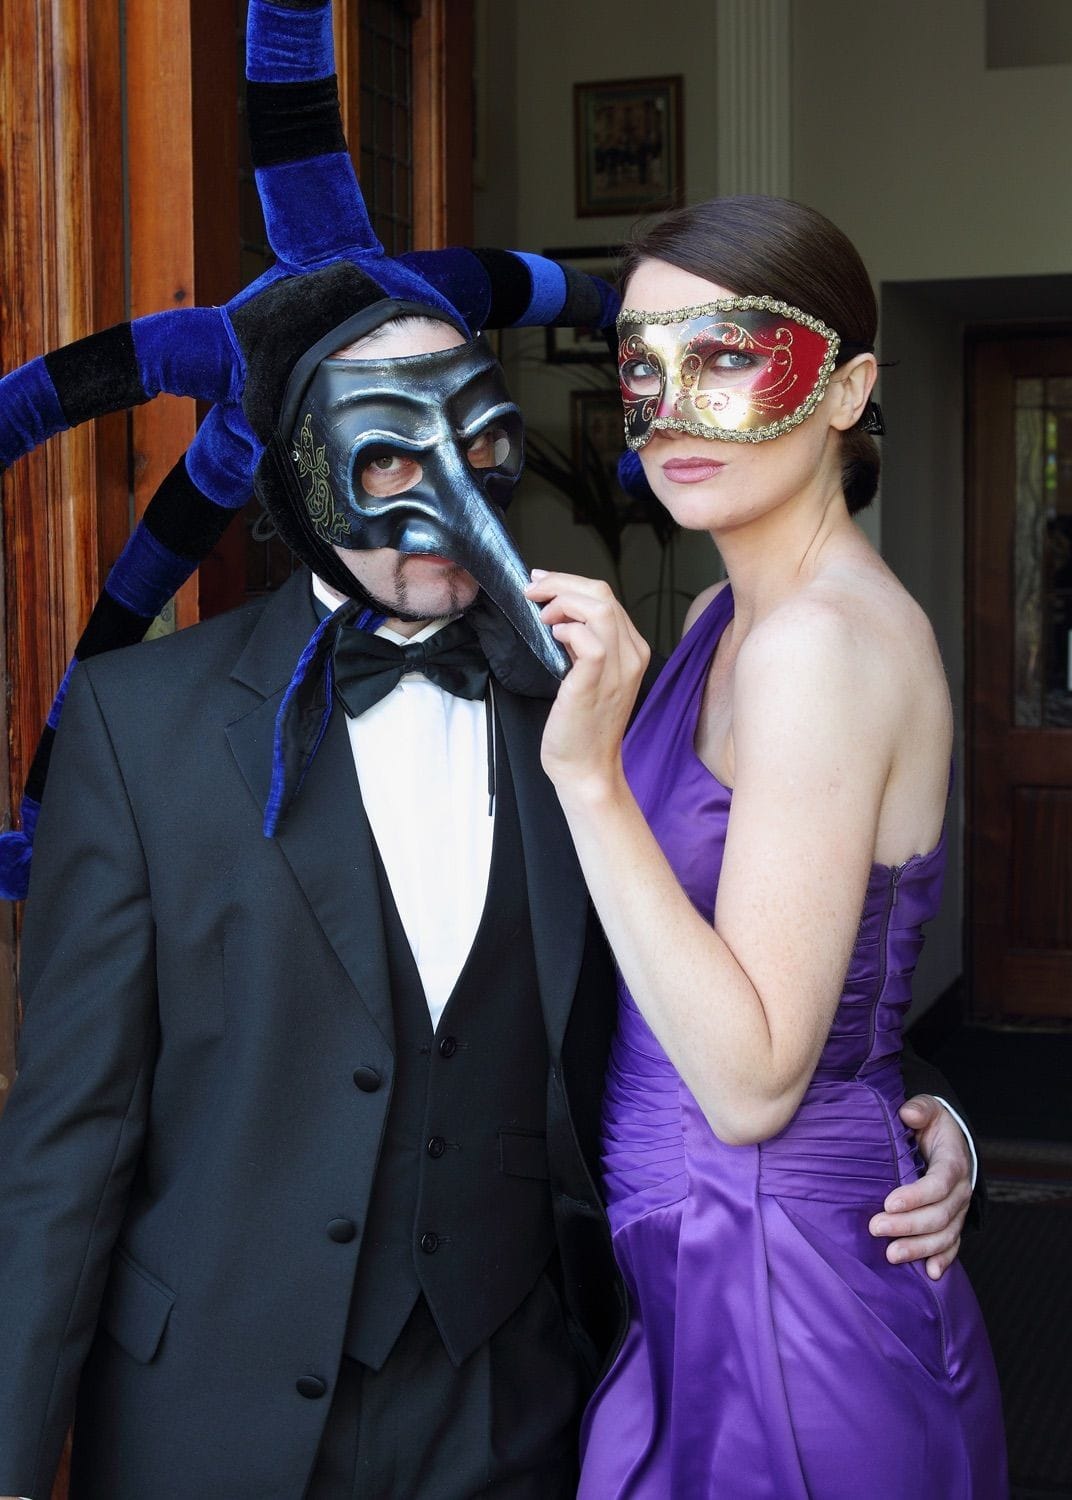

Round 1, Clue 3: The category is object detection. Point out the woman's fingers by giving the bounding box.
[550,620,606,678]
[527,569,616,605]
[536,589,618,629]
[528,574,650,666]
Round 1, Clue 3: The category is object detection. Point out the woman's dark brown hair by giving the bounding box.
[622,196,880,513]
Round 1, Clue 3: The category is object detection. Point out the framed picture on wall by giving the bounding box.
[542,245,624,363]
[573,75,684,218]
[570,388,629,511]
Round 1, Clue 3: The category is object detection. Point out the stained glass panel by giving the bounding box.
[1014,377,1072,727]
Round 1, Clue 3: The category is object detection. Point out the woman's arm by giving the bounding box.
[528,571,897,1146]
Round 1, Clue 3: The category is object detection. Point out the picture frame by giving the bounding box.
[543,244,623,364]
[569,388,630,516]
[573,75,684,219]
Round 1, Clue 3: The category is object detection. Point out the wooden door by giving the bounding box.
[0,0,239,1106]
[0,0,128,1127]
[967,334,1072,1019]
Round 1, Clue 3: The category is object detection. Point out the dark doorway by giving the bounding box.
[966,333,1072,1022]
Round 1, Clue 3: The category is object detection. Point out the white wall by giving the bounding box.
[791,0,1072,285]
[790,0,1072,1011]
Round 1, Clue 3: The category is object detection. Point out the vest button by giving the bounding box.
[438,1036,457,1058]
[419,1231,440,1255]
[296,1375,327,1399]
[352,1066,381,1092]
[426,1136,446,1159]
[327,1218,357,1243]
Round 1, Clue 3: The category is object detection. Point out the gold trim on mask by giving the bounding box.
[616,295,841,447]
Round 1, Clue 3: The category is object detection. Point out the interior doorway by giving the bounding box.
[966,332,1072,1021]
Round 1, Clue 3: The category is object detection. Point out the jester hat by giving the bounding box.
[0,0,622,898]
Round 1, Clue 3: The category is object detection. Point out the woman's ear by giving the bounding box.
[828,353,878,432]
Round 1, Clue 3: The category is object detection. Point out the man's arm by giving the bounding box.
[0,665,156,1499]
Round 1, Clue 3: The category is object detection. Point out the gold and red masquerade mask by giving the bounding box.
[617,296,841,448]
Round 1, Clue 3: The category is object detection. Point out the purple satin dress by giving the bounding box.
[579,588,1006,1500]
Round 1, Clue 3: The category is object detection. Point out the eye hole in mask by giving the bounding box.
[620,352,663,397]
[695,347,767,388]
[465,424,513,470]
[355,423,515,501]
[359,451,424,499]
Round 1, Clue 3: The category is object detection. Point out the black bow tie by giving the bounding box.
[332,617,490,717]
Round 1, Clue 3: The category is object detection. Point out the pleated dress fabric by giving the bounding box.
[578,588,1007,1500]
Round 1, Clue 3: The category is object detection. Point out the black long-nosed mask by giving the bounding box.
[273,314,569,680]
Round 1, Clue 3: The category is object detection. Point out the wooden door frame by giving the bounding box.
[0,0,127,1107]
[411,0,474,247]
[0,0,238,1095]
[0,0,239,799]
[335,0,474,248]
[965,322,1072,1019]
[127,0,242,635]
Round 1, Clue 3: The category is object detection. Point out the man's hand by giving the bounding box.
[868,1093,974,1280]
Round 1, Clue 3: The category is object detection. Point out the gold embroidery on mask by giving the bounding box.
[293,413,349,542]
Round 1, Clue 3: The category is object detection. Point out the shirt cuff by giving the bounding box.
[931,1095,979,1190]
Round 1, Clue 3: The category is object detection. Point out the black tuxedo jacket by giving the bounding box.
[0,572,621,1500]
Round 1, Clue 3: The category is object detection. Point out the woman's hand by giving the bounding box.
[524,570,650,800]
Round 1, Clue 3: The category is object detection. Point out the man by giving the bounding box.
[0,302,977,1499]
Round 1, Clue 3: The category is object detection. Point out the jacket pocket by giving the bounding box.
[98,1247,175,1364]
[498,1128,550,1180]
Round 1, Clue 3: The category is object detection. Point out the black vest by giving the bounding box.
[344,731,554,1369]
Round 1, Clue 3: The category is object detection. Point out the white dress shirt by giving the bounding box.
[312,575,493,1031]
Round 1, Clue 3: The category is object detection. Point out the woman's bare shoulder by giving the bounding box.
[681,579,731,638]
[735,564,952,842]
[760,560,939,664]
[735,562,945,731]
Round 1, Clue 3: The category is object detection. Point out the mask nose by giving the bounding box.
[416,453,570,680]
[655,369,685,423]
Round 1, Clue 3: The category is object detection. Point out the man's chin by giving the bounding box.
[369,598,448,625]
[367,557,479,623]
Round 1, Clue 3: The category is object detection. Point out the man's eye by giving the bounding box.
[359,454,423,497]
[621,358,661,395]
[466,425,511,469]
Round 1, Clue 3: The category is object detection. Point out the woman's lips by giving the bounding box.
[661,457,726,483]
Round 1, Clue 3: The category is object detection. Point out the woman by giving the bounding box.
[526,197,1005,1498]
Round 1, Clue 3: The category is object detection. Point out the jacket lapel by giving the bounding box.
[225,575,393,1049]
[495,687,589,1059]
